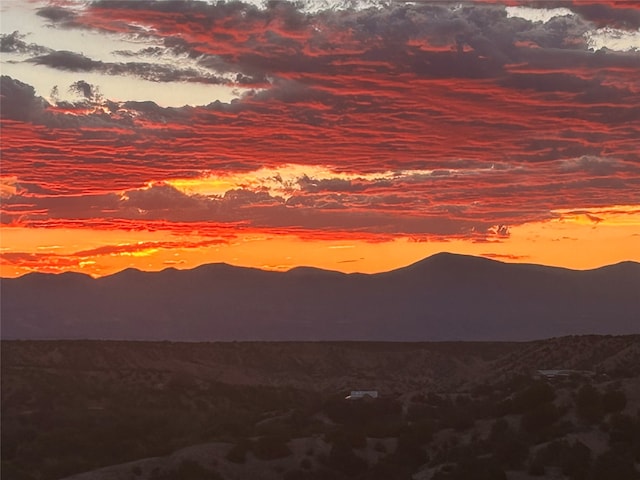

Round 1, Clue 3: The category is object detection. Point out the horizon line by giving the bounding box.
[3,251,638,280]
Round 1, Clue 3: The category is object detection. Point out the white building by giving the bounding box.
[345,390,378,400]
[536,369,596,379]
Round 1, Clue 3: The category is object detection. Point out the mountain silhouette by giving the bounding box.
[2,253,638,341]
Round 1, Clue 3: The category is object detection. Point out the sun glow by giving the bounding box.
[1,202,638,278]
[164,164,436,199]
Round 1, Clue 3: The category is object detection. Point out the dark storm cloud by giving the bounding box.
[107,62,226,84]
[25,50,242,85]
[1,76,134,129]
[74,2,508,79]
[29,51,100,71]
[37,5,77,23]
[570,3,640,30]
[298,175,361,193]
[34,0,633,93]
[64,0,633,113]
[0,31,50,55]
[123,184,208,211]
[69,80,96,99]
[0,76,48,122]
[485,0,640,30]
[112,46,166,57]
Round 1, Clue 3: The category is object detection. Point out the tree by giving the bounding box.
[575,384,603,424]
[521,402,560,433]
[512,381,555,413]
[323,438,368,476]
[602,389,627,414]
[433,457,507,480]
[561,441,591,480]
[591,449,639,480]
[225,439,250,464]
[252,435,291,460]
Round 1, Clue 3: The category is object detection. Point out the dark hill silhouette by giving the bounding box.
[2,253,638,341]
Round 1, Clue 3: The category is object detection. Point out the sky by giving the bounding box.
[1,0,639,278]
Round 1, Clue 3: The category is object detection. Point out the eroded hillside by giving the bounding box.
[2,336,639,480]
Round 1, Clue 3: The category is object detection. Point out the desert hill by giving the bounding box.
[1,339,518,393]
[2,253,639,341]
[3,336,639,393]
[2,336,640,480]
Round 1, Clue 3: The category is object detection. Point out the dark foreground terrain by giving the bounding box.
[2,336,640,480]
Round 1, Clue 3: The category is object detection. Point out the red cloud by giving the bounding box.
[1,1,638,247]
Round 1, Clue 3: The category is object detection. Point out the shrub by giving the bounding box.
[575,385,603,424]
[561,441,591,480]
[225,439,250,464]
[323,397,401,426]
[608,413,639,448]
[149,460,223,480]
[391,428,429,468]
[530,439,591,480]
[406,403,436,422]
[0,462,37,480]
[602,390,627,414]
[492,434,528,470]
[489,418,510,440]
[451,410,475,432]
[432,457,507,480]
[528,462,545,476]
[512,381,555,413]
[374,441,387,453]
[591,449,639,480]
[365,460,413,480]
[521,403,560,434]
[282,470,309,480]
[324,428,366,449]
[252,435,291,460]
[322,438,368,476]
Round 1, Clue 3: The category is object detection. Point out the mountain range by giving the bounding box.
[2,252,639,341]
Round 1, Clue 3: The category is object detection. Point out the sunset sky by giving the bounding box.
[1,0,639,278]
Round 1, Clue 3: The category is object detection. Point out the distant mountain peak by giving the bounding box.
[103,267,143,279]
[286,266,343,276]
[392,251,499,274]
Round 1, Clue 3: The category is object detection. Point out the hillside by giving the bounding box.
[2,336,639,480]
[2,253,639,341]
[0,340,518,395]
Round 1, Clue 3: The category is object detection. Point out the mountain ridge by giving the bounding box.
[2,253,639,342]
[5,251,639,280]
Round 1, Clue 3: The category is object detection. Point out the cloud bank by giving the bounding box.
[1,0,639,273]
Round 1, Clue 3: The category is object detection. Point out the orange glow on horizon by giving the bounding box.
[2,204,639,278]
